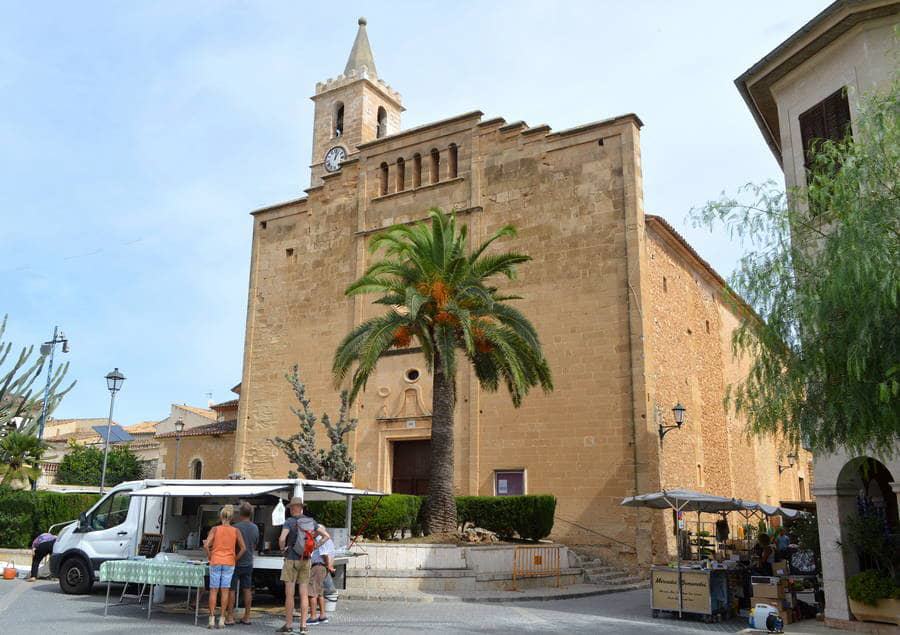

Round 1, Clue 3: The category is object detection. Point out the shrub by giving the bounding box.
[306,494,555,541]
[57,444,142,487]
[0,488,99,548]
[847,570,900,606]
[306,494,423,539]
[457,495,556,541]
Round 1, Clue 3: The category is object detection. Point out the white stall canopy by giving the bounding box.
[129,484,288,498]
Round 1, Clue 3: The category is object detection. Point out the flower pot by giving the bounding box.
[849,598,900,625]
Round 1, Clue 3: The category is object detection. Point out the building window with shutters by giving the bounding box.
[494,469,525,496]
[799,87,851,171]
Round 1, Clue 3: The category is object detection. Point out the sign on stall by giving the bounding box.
[651,569,710,613]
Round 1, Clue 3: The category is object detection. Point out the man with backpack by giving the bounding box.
[277,497,330,634]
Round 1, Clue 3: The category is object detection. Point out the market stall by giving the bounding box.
[622,489,743,620]
[622,489,819,624]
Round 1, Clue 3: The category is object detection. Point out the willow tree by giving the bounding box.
[0,316,75,436]
[333,209,553,533]
[692,80,899,457]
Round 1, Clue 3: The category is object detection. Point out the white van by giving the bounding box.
[49,478,380,596]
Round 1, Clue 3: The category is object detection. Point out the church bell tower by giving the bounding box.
[310,17,404,186]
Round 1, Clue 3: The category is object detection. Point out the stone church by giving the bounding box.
[234,18,806,564]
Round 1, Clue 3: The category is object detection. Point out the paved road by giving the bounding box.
[0,579,846,634]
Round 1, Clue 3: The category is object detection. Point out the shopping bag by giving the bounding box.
[272,498,286,526]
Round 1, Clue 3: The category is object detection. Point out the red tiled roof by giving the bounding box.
[210,398,239,411]
[156,420,237,439]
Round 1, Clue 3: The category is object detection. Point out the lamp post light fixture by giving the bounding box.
[173,418,185,479]
[777,452,798,475]
[99,368,125,494]
[659,402,686,444]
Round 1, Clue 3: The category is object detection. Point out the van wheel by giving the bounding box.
[59,557,92,594]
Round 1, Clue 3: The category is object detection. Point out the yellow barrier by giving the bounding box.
[512,545,561,590]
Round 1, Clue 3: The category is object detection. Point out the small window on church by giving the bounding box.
[448,143,458,179]
[413,153,422,188]
[396,157,406,192]
[377,106,387,139]
[430,148,440,184]
[379,162,389,196]
[334,102,344,138]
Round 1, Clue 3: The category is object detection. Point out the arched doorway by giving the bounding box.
[814,452,900,622]
[190,459,203,480]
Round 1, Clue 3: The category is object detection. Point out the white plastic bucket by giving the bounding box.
[324,591,338,613]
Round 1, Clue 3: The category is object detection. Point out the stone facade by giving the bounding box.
[234,18,805,566]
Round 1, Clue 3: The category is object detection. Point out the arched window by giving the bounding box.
[191,459,203,480]
[430,148,440,184]
[396,157,406,192]
[377,106,387,139]
[448,143,458,179]
[379,162,389,196]
[333,102,344,138]
[413,153,422,188]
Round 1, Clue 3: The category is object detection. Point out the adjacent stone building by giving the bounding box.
[736,0,899,625]
[234,18,807,565]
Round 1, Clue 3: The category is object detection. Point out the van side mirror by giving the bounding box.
[78,512,88,531]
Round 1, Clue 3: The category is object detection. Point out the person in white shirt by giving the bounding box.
[307,536,335,625]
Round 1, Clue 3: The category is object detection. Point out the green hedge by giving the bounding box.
[307,494,424,539]
[0,488,99,548]
[456,495,556,541]
[307,494,555,541]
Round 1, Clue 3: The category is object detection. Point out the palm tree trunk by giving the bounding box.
[423,352,458,534]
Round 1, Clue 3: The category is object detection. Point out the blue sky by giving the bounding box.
[1,1,830,425]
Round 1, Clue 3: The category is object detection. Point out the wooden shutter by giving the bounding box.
[798,87,851,168]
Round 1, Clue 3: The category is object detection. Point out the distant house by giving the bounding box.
[156,387,241,480]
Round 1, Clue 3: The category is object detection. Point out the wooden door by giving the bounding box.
[391,440,431,495]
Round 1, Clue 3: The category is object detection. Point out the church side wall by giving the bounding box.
[645,224,812,559]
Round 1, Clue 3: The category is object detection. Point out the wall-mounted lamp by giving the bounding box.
[658,403,686,444]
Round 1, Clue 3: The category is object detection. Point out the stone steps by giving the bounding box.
[586,572,645,585]
[573,554,645,590]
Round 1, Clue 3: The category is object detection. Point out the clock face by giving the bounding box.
[324,146,347,172]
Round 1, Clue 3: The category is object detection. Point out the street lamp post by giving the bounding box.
[37,326,69,442]
[173,418,185,478]
[100,368,125,494]
[658,402,686,444]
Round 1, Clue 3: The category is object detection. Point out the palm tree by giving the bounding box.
[333,208,553,533]
[0,431,46,488]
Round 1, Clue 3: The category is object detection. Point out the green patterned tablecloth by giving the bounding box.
[99,560,207,586]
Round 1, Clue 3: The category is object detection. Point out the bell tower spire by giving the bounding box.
[309,17,404,187]
[344,17,377,76]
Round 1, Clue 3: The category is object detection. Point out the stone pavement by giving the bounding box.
[0,578,858,634]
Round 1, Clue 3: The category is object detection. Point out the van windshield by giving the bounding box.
[91,490,132,530]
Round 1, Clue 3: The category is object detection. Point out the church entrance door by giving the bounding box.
[391,439,431,495]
